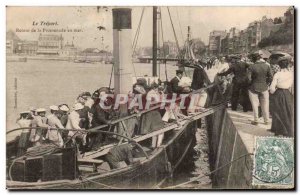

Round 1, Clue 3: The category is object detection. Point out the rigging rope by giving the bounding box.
[132,7,145,52]
[176,7,185,45]
[157,8,161,79]
[131,7,145,78]
[108,63,114,89]
[159,7,168,81]
[167,7,181,59]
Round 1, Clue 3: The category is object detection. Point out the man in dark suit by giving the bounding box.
[170,69,184,93]
[247,53,273,125]
[191,61,211,90]
[218,56,251,112]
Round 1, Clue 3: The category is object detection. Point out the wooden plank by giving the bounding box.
[78,159,104,164]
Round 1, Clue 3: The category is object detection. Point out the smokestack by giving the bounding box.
[112,8,133,95]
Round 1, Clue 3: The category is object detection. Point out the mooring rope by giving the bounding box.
[159,153,254,189]
[81,177,120,189]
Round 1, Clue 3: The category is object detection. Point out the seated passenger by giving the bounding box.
[105,143,139,170]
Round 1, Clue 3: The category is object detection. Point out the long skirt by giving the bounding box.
[270,89,294,137]
[139,110,164,135]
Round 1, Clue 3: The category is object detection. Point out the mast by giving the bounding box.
[152,6,158,77]
[187,26,191,42]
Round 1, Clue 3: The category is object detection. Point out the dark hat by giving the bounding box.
[248,52,261,58]
[277,56,290,69]
[82,92,91,97]
[277,56,291,63]
[231,55,241,59]
[92,90,100,98]
[176,69,183,74]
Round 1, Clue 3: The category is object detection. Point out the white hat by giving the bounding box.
[49,105,59,111]
[74,103,84,111]
[59,105,69,112]
[36,108,46,113]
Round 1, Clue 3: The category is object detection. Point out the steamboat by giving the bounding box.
[6,6,227,190]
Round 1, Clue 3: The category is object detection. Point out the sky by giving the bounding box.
[6,6,289,50]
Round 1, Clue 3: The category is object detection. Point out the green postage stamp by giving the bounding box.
[253,136,294,188]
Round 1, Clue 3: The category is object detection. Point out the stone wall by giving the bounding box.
[206,109,253,189]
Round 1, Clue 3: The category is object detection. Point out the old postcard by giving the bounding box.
[6,6,295,190]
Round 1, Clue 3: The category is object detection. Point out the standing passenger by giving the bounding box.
[16,111,32,156]
[46,106,64,147]
[17,111,31,128]
[58,104,70,127]
[218,56,251,112]
[29,108,48,146]
[247,53,273,125]
[58,104,70,141]
[88,91,111,149]
[269,57,294,137]
[66,103,87,153]
[170,70,184,94]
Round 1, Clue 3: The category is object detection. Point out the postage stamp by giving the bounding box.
[252,136,294,188]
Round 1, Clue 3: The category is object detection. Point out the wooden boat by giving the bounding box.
[6,7,227,190]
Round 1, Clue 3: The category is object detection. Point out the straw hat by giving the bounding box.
[36,108,46,113]
[74,103,84,111]
[49,105,59,111]
[59,105,70,112]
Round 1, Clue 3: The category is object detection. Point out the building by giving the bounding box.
[284,7,294,24]
[210,7,293,55]
[246,21,262,51]
[228,27,240,54]
[220,34,229,55]
[79,48,113,62]
[81,48,101,56]
[59,42,78,57]
[137,47,152,57]
[162,41,178,58]
[208,31,227,55]
[17,41,38,55]
[6,30,21,54]
[239,30,249,53]
[37,34,64,55]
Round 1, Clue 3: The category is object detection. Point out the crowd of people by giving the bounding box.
[211,52,294,137]
[16,91,114,155]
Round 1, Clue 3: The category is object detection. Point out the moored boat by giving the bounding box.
[6,6,227,190]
